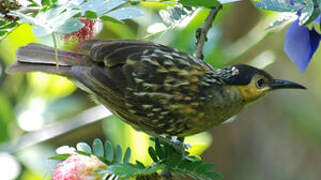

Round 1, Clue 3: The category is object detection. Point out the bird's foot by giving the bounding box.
[156,135,191,155]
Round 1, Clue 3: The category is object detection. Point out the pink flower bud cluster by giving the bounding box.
[52,154,107,180]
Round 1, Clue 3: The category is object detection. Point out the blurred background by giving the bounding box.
[0,0,321,179]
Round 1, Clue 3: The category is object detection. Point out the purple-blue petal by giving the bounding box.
[313,14,321,23]
[284,20,321,72]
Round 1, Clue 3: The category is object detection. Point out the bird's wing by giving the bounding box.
[73,40,223,135]
[81,39,205,67]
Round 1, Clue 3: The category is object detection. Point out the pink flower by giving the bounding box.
[52,154,107,180]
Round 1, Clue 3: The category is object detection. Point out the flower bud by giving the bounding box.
[52,154,107,180]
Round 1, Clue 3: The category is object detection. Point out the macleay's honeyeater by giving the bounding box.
[7,40,306,137]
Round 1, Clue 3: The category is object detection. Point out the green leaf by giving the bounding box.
[123,147,131,163]
[41,0,51,6]
[108,163,165,177]
[76,142,92,153]
[155,138,165,160]
[172,159,222,180]
[0,22,18,30]
[179,0,220,8]
[56,18,84,34]
[159,4,196,26]
[84,10,97,19]
[148,147,158,162]
[79,0,126,16]
[32,25,50,37]
[298,0,314,25]
[115,144,123,163]
[0,31,7,36]
[76,150,91,156]
[50,154,71,160]
[255,0,300,12]
[100,15,124,24]
[135,161,145,168]
[92,138,104,157]
[106,7,144,20]
[104,141,114,162]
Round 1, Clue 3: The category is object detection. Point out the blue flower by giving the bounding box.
[284,15,321,72]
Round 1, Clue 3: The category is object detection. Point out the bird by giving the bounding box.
[7,39,306,137]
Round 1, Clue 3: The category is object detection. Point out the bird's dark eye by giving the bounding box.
[256,78,265,88]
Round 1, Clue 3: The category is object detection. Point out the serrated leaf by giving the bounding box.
[115,145,123,163]
[123,148,131,163]
[56,18,84,34]
[106,7,143,20]
[92,138,104,157]
[255,0,301,12]
[148,147,158,162]
[104,141,114,162]
[76,142,92,153]
[100,15,124,24]
[50,153,71,160]
[179,0,220,7]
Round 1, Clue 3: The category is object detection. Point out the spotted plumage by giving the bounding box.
[7,39,306,137]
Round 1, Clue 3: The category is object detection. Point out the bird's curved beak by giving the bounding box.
[269,79,306,90]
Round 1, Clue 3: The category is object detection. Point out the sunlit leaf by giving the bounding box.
[79,0,126,16]
[76,142,92,153]
[106,7,144,20]
[56,18,84,34]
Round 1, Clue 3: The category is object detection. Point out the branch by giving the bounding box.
[193,5,222,60]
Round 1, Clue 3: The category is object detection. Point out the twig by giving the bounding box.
[193,5,222,60]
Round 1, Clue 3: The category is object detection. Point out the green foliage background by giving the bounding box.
[0,0,321,179]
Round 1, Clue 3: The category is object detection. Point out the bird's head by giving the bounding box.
[220,64,306,102]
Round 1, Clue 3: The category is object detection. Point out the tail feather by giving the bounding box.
[6,61,73,76]
[6,43,92,76]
